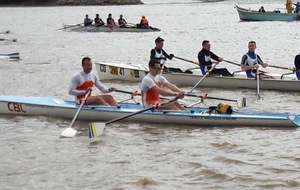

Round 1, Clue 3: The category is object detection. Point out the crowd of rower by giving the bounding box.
[69,37,300,112]
[84,13,150,28]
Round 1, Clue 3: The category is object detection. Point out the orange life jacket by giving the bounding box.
[76,81,93,100]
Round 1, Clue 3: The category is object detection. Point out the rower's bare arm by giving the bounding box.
[164,82,181,92]
[151,85,179,97]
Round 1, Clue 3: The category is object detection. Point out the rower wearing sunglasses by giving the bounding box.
[140,60,186,110]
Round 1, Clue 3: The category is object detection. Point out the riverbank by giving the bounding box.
[0,0,143,6]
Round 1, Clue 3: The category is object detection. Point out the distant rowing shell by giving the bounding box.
[62,24,161,33]
[0,53,20,60]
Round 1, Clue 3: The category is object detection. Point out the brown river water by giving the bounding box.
[1,0,300,189]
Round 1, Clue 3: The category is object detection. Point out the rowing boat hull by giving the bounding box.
[95,62,300,91]
[0,96,299,127]
[235,5,299,21]
[63,24,160,32]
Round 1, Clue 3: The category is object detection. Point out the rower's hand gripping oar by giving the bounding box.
[88,98,179,138]
[60,90,91,138]
[88,65,217,139]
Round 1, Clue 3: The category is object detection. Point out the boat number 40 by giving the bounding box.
[7,103,26,113]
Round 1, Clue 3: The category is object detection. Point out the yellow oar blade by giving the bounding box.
[88,123,106,138]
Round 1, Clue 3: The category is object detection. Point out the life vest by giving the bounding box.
[244,53,258,78]
[199,54,212,75]
[141,18,148,25]
[154,49,166,65]
[209,103,233,114]
[76,81,93,100]
[217,103,233,114]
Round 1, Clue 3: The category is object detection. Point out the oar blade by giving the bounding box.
[88,123,106,138]
[60,128,77,138]
[9,53,20,60]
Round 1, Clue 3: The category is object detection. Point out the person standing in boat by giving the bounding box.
[118,15,127,28]
[240,41,270,79]
[150,37,174,67]
[69,57,119,106]
[197,40,233,76]
[294,2,300,13]
[84,14,93,26]
[106,13,116,28]
[258,6,266,12]
[294,53,300,80]
[94,14,105,27]
[140,60,192,111]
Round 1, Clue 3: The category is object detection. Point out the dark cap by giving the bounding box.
[155,37,164,43]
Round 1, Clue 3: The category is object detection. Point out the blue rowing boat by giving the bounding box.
[235,5,300,21]
[0,95,299,127]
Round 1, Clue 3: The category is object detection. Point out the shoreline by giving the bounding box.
[0,0,143,6]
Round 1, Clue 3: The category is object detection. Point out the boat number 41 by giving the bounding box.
[7,103,26,113]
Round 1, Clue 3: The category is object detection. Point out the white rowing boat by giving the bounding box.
[62,24,160,32]
[0,95,299,128]
[95,61,299,91]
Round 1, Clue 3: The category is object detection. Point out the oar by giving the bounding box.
[225,59,295,72]
[174,56,198,65]
[0,30,10,34]
[56,23,83,31]
[87,98,178,138]
[0,53,20,59]
[189,64,217,93]
[114,89,141,96]
[256,69,261,100]
[268,65,295,72]
[0,38,17,42]
[60,91,90,138]
[224,60,241,67]
[88,66,219,138]
[187,94,247,108]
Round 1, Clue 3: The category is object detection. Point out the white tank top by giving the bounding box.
[245,54,258,66]
[155,49,166,65]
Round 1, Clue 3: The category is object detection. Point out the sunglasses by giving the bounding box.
[152,67,162,70]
